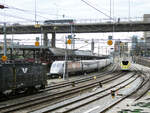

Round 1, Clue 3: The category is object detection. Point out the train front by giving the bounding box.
[121,61,130,71]
[49,61,64,78]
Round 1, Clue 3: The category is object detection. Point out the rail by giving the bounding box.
[0,70,127,113]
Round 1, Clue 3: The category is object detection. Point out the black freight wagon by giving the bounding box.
[0,62,47,95]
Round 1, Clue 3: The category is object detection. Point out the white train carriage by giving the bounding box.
[48,59,112,78]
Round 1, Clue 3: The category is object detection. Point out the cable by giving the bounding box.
[0,3,55,20]
[81,0,112,19]
[0,12,35,22]
[8,7,50,20]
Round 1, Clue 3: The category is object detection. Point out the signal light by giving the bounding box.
[93,76,96,80]
[35,41,39,46]
[67,39,71,44]
[34,24,40,28]
[2,55,7,62]
[111,90,115,98]
[107,40,113,46]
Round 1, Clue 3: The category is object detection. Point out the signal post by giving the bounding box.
[63,35,72,80]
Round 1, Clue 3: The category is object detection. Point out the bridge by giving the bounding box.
[0,21,150,47]
[0,21,150,34]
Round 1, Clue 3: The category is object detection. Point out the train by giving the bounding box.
[0,62,47,96]
[44,19,74,24]
[48,58,112,78]
[120,60,130,70]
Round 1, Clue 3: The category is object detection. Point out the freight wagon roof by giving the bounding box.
[8,45,48,50]
[8,45,94,56]
[7,45,106,58]
[49,48,94,57]
[49,48,74,56]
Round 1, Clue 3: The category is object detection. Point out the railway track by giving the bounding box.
[45,64,119,91]
[0,69,128,113]
[0,63,116,102]
[31,72,139,113]
[98,72,150,113]
[36,66,149,113]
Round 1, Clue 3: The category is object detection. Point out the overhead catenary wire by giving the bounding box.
[0,12,35,22]
[0,3,65,21]
[0,2,143,23]
[80,0,113,19]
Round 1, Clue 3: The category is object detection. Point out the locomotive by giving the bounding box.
[120,60,130,70]
[0,62,47,95]
[48,58,112,78]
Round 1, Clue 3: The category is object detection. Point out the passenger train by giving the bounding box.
[120,60,130,70]
[48,58,112,78]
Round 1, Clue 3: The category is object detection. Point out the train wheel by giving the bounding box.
[0,93,9,100]
[40,84,45,89]
[26,87,37,94]
[84,72,87,76]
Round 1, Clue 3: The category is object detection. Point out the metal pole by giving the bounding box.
[3,22,7,56]
[11,27,14,51]
[71,24,73,49]
[41,27,43,46]
[63,36,68,80]
[110,0,111,21]
[71,24,75,50]
[129,0,130,21]
[35,0,37,23]
[98,39,100,56]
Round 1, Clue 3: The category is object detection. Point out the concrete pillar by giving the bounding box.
[43,32,48,47]
[51,32,56,48]
[91,39,94,53]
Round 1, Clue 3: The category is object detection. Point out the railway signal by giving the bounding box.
[72,81,76,87]
[93,76,96,80]
[99,82,102,88]
[35,41,39,46]
[107,35,113,46]
[107,40,113,45]
[0,5,9,58]
[67,35,72,44]
[67,39,72,44]
[1,55,7,62]
[35,37,40,46]
[111,90,115,98]
[34,23,40,28]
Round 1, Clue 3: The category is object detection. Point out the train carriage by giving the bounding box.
[48,58,112,78]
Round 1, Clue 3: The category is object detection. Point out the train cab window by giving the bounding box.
[122,61,129,65]
[57,63,62,68]
[52,63,56,68]
[57,63,59,67]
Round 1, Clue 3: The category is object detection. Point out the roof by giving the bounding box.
[49,48,94,57]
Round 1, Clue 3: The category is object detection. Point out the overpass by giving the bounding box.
[0,21,150,34]
[0,21,150,47]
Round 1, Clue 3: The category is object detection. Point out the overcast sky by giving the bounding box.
[0,0,149,54]
[0,0,150,22]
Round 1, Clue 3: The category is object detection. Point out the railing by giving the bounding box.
[0,16,147,26]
